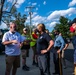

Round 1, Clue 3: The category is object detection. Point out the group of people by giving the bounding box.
[2,18,76,75]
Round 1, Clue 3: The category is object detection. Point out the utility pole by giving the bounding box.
[26,6,35,35]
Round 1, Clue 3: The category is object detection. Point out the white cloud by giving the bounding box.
[32,15,46,23]
[36,8,38,11]
[69,0,76,7]
[68,13,72,16]
[43,1,46,5]
[49,22,57,27]
[32,12,37,17]
[47,8,76,20]
[32,3,37,6]
[28,2,31,5]
[0,22,7,29]
[25,8,29,12]
[15,0,25,8]
[26,12,46,26]
[7,0,12,2]
[7,0,25,8]
[25,7,76,31]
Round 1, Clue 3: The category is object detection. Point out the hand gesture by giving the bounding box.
[12,40,18,44]
[57,49,61,54]
[41,50,47,54]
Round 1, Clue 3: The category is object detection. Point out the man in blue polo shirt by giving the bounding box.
[2,22,23,75]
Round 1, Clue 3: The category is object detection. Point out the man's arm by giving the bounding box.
[57,36,65,53]
[41,40,54,54]
[2,33,18,45]
[46,40,54,52]
[63,43,69,50]
[41,34,54,54]
[2,40,18,45]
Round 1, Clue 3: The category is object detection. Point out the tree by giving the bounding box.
[0,0,18,25]
[54,16,70,38]
[13,13,27,34]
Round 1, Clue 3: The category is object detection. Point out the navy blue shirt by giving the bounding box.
[37,32,52,55]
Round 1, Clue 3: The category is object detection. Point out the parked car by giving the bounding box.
[0,39,5,53]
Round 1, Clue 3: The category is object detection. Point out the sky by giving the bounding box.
[1,0,76,32]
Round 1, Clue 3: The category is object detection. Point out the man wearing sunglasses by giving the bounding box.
[2,22,23,75]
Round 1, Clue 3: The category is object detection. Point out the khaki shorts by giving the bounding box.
[61,50,64,58]
[21,50,29,59]
[5,55,20,70]
[32,46,37,54]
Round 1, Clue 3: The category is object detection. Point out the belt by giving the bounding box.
[54,46,60,50]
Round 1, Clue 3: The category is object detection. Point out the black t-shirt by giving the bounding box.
[37,32,52,55]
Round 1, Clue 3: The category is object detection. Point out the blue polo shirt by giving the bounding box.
[37,32,52,55]
[54,35,65,51]
[2,31,23,56]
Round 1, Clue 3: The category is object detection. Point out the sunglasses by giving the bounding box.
[10,26,16,28]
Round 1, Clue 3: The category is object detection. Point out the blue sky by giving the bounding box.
[1,0,76,32]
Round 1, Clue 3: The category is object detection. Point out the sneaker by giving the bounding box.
[24,65,29,69]
[35,63,38,67]
[32,61,37,65]
[22,65,29,71]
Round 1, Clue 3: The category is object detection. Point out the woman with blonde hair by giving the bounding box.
[36,23,54,75]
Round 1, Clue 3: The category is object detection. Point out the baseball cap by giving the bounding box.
[23,28,28,31]
[68,18,76,26]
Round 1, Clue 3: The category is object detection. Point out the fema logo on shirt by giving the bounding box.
[40,36,43,39]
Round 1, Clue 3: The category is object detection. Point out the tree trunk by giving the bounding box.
[0,0,5,24]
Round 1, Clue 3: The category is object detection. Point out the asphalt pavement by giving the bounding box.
[0,43,74,75]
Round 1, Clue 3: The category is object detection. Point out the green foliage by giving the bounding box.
[0,0,17,24]
[54,16,70,38]
[14,13,27,34]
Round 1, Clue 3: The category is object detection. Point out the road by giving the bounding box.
[0,43,74,75]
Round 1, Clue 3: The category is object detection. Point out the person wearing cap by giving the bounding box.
[69,18,76,74]
[21,28,31,71]
[2,22,23,75]
[53,30,65,75]
[30,28,38,66]
[58,33,69,69]
[45,29,49,34]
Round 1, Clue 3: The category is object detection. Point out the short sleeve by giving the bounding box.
[2,33,9,42]
[20,35,27,42]
[45,33,52,43]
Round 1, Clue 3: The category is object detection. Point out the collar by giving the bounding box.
[9,31,16,34]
